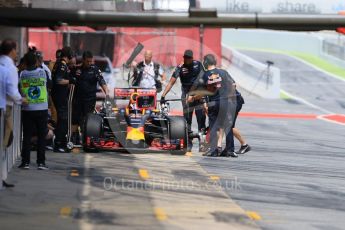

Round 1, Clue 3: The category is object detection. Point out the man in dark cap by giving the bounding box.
[198,54,238,157]
[161,49,206,152]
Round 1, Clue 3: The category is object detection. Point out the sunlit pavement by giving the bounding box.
[1,56,345,229]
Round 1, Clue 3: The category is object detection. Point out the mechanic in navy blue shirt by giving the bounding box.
[51,47,76,153]
[197,54,238,157]
[71,51,109,145]
[161,50,206,151]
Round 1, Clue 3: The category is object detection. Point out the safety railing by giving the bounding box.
[0,108,4,190]
[322,39,345,61]
[0,104,22,190]
[222,44,280,99]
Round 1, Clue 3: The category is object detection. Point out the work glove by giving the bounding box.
[69,77,77,85]
[160,96,166,104]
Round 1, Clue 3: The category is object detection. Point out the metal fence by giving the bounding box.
[222,44,280,99]
[0,104,22,190]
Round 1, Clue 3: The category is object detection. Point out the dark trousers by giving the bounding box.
[224,102,243,152]
[21,110,48,164]
[224,127,235,152]
[208,104,220,152]
[232,103,243,129]
[53,98,68,147]
[75,99,96,131]
[182,93,206,149]
[208,100,236,152]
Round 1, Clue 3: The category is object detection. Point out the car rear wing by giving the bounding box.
[114,88,157,100]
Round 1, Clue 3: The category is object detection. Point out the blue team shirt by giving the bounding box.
[172,60,204,92]
[202,68,236,102]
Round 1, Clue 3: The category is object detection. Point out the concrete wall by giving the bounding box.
[222,29,345,68]
[222,29,322,56]
[222,45,280,99]
[0,26,28,62]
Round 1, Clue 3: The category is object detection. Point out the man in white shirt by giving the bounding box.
[0,39,22,104]
[0,66,21,110]
[132,50,166,92]
[0,39,23,148]
[0,39,23,188]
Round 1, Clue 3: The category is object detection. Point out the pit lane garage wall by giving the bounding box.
[28,27,221,68]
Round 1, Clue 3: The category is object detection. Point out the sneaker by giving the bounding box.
[46,145,54,151]
[229,151,238,158]
[203,149,219,157]
[217,147,222,153]
[201,147,210,155]
[18,162,30,169]
[37,163,49,170]
[219,149,228,157]
[2,180,14,188]
[220,150,238,158]
[237,144,251,154]
[54,147,67,153]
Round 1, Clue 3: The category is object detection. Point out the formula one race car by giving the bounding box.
[83,88,188,155]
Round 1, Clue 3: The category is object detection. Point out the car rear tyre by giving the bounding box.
[168,116,188,155]
[83,113,103,152]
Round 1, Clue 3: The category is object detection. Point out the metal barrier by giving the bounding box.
[0,108,4,190]
[0,104,22,190]
[222,44,280,99]
[322,40,345,61]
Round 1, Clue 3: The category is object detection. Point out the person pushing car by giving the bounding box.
[71,51,109,144]
[161,50,206,152]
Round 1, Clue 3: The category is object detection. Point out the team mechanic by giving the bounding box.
[161,50,206,151]
[71,51,109,144]
[51,47,76,153]
[197,54,238,158]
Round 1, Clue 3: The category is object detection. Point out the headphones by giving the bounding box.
[202,58,209,70]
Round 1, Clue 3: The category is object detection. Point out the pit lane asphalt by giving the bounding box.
[194,96,345,230]
[1,56,345,230]
[193,50,345,230]
[0,73,258,230]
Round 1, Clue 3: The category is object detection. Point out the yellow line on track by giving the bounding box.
[185,152,193,157]
[70,169,79,177]
[209,175,220,181]
[154,208,168,221]
[139,169,150,180]
[60,207,72,217]
[246,211,262,221]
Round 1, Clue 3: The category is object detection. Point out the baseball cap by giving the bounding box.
[183,50,193,58]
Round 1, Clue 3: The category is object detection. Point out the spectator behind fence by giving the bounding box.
[0,65,21,112]
[18,51,49,170]
[0,39,22,148]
